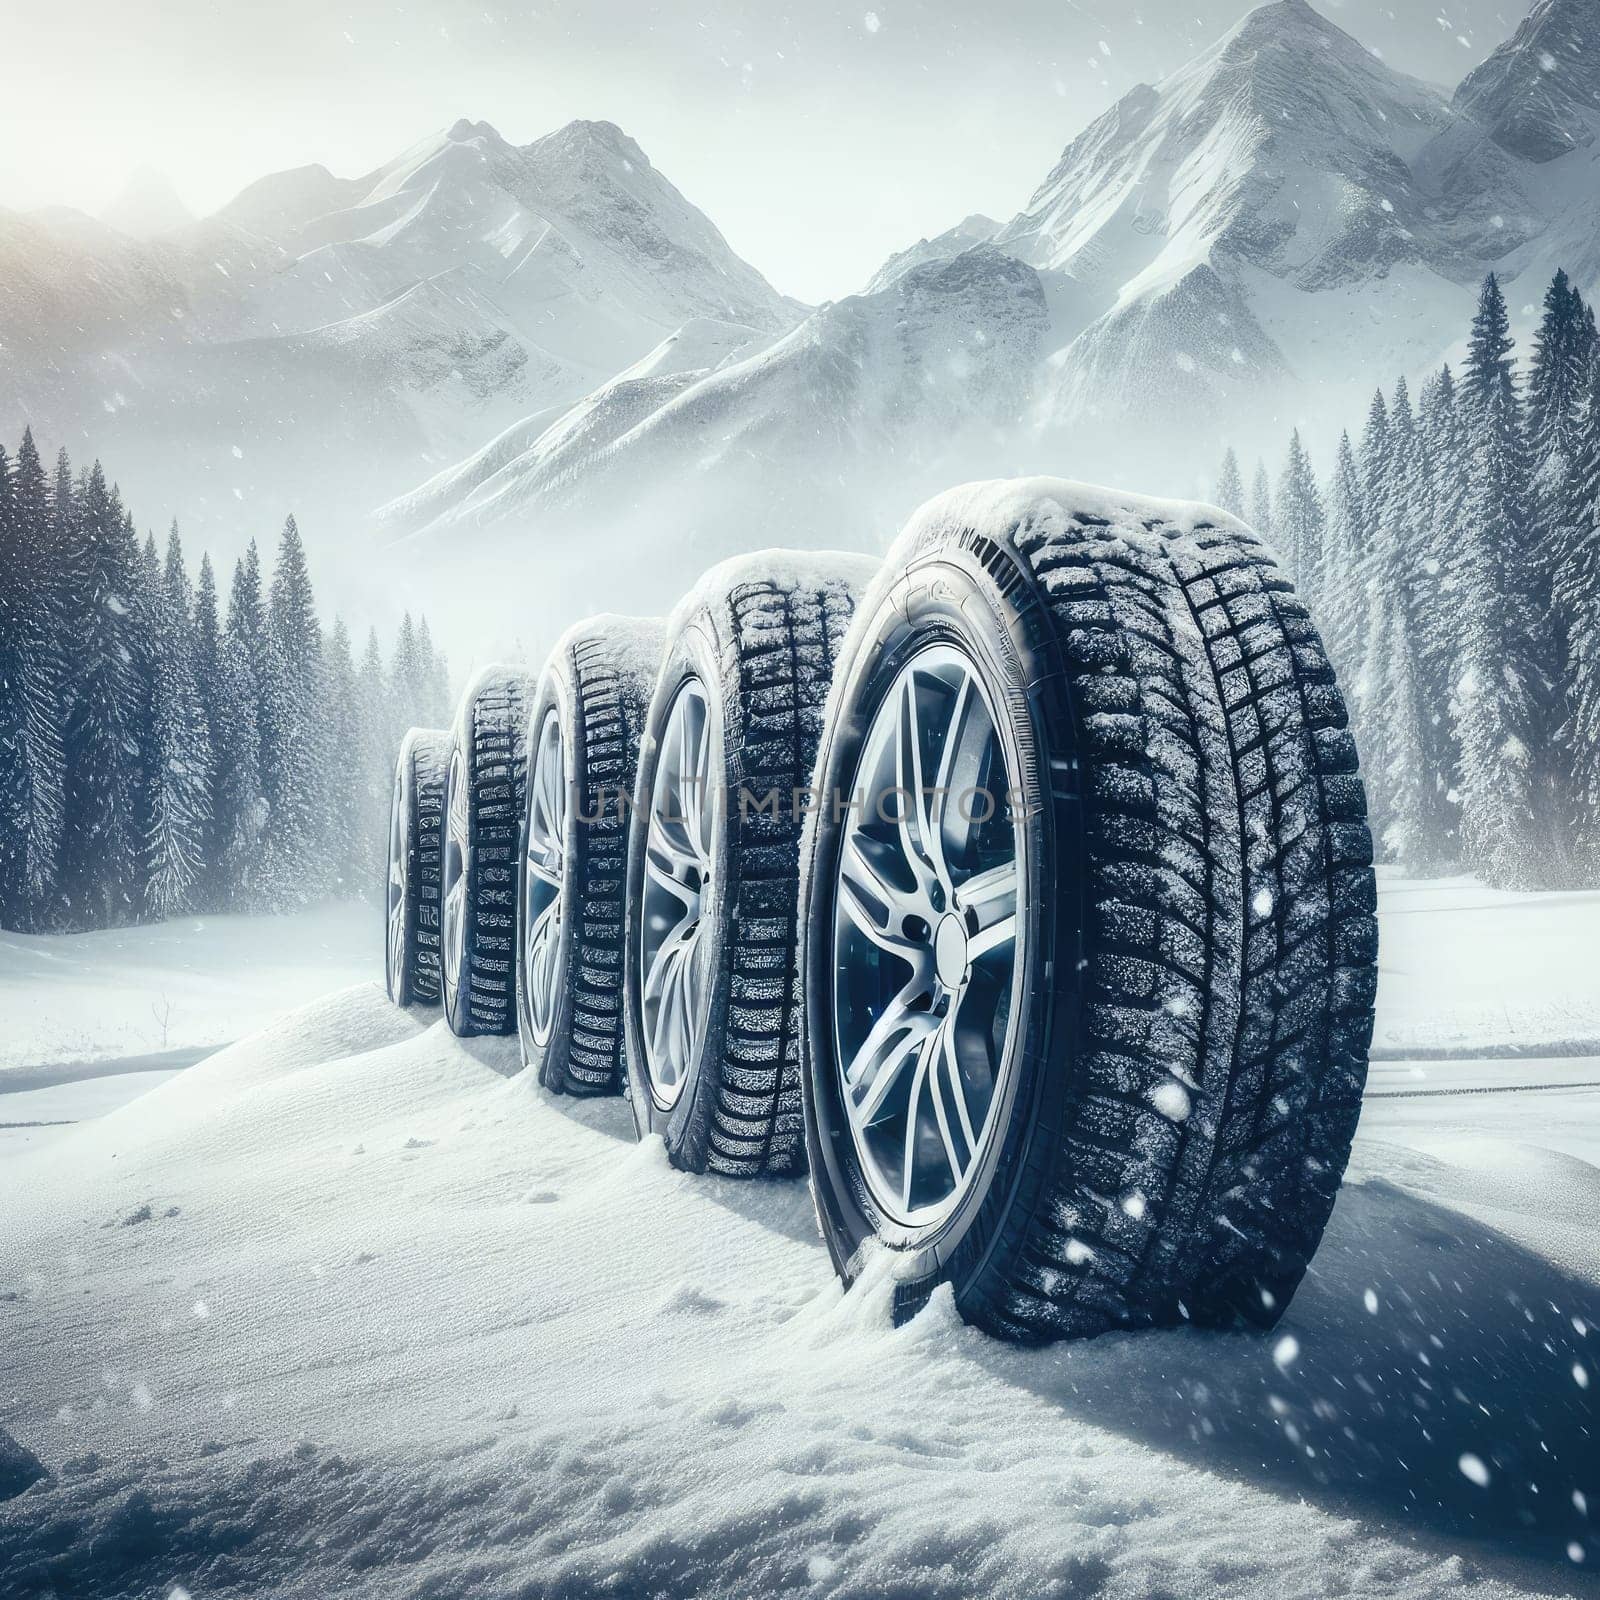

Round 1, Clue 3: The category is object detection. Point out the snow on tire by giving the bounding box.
[623,552,879,1175]
[385,727,449,1007]
[798,479,1377,1341]
[517,614,668,1094]
[442,665,535,1038]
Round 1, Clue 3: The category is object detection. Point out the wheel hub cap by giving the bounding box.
[933,913,969,990]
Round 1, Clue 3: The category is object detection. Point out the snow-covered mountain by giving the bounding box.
[995,0,1550,455]
[378,245,1049,645]
[0,118,798,554]
[864,214,1001,293]
[390,0,1600,605]
[96,168,196,240]
[1455,0,1600,165]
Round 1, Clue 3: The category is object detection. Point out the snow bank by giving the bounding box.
[0,904,379,1077]
[1,977,1594,1595]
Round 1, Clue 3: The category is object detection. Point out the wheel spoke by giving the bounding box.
[845,988,937,1124]
[899,1035,938,1213]
[894,672,939,890]
[933,1024,976,1168]
[960,861,1018,958]
[926,672,974,885]
[838,832,928,958]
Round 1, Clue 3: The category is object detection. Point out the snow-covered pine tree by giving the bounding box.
[1527,270,1591,546]
[1249,461,1274,541]
[0,430,67,927]
[1275,429,1325,601]
[1357,581,1438,871]
[59,464,144,926]
[191,552,226,905]
[1554,345,1600,874]
[356,627,394,893]
[416,616,451,726]
[217,550,268,909]
[261,515,328,906]
[1215,447,1245,519]
[141,526,214,919]
[321,617,364,897]
[1454,274,1552,889]
[1349,386,1393,678]
[1414,366,1470,848]
[1318,430,1364,682]
[389,612,423,756]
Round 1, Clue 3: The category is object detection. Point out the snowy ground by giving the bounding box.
[0,904,379,1076]
[0,879,1596,1597]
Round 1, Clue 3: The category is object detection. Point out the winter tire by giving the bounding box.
[623,552,878,1174]
[799,479,1377,1342]
[442,665,534,1039]
[517,614,668,1094]
[385,727,449,1007]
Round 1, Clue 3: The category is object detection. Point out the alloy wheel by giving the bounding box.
[523,708,567,1046]
[442,746,469,995]
[830,644,1021,1229]
[638,678,716,1110]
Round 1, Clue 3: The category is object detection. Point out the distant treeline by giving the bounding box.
[1222,268,1600,890]
[0,433,451,931]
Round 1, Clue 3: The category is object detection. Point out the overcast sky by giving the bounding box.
[4,0,1528,301]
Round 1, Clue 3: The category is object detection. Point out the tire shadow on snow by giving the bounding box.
[977,1166,1600,1584]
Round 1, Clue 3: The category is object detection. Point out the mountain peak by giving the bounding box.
[1455,0,1600,163]
[446,117,503,144]
[98,167,194,240]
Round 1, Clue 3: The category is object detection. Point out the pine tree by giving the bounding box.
[322,618,364,896]
[417,615,451,725]
[218,555,267,909]
[1275,429,1325,599]
[1319,430,1364,682]
[140,526,214,918]
[1249,461,1274,540]
[1526,270,1589,515]
[357,627,395,894]
[1554,348,1600,872]
[390,612,424,757]
[0,430,67,926]
[261,514,327,906]
[191,553,227,905]
[1415,366,1470,842]
[1215,447,1245,519]
[1358,582,1438,871]
[59,465,144,926]
[1455,274,1552,888]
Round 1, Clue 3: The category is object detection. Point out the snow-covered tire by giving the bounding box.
[622,553,879,1174]
[517,615,668,1094]
[442,666,534,1039]
[798,480,1377,1342]
[385,727,449,1007]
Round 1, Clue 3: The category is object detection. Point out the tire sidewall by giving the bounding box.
[801,542,1088,1320]
[622,617,735,1155]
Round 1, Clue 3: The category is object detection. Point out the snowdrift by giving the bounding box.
[1,982,1596,1596]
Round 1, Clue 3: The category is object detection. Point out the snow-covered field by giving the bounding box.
[0,878,1596,1597]
[0,904,378,1078]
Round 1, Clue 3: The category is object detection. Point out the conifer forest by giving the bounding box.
[0,434,451,931]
